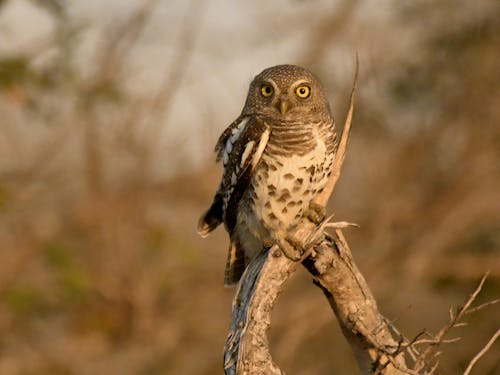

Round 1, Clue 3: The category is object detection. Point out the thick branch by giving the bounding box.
[224,247,293,375]
[303,233,408,374]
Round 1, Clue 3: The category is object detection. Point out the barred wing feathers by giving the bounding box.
[197,116,270,238]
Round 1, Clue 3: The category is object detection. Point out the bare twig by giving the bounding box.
[313,54,358,207]
[414,273,490,370]
[465,298,500,315]
[411,337,461,346]
[463,328,500,375]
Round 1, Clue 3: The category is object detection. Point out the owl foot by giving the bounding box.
[277,235,305,261]
[262,239,274,250]
[305,202,326,225]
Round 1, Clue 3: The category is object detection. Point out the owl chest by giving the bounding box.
[250,142,332,230]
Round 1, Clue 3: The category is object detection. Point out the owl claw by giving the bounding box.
[279,235,304,261]
[305,202,326,225]
[262,239,274,250]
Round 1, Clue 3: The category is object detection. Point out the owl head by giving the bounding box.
[242,65,331,120]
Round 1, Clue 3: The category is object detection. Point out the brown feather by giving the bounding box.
[224,239,246,286]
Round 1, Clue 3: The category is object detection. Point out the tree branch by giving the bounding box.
[463,328,500,375]
[303,233,409,375]
[224,246,293,375]
[412,273,492,372]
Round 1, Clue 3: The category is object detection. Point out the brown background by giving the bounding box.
[0,0,498,374]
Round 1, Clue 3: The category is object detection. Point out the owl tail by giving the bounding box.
[197,194,223,238]
[224,239,246,287]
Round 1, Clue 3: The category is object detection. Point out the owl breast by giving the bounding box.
[233,119,336,261]
[254,142,331,228]
[236,128,332,255]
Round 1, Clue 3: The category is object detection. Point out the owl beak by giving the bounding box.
[277,99,290,114]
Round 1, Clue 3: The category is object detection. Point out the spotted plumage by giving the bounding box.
[198,65,337,286]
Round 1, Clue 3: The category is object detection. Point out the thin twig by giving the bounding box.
[465,298,500,315]
[313,54,359,207]
[462,329,500,375]
[385,356,418,375]
[410,337,461,346]
[385,322,421,360]
[414,273,490,370]
[428,361,440,375]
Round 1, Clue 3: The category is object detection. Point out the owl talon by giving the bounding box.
[305,202,326,225]
[278,235,304,261]
[262,239,274,250]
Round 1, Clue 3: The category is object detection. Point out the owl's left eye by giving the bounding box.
[295,85,311,98]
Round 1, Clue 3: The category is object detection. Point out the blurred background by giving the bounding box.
[0,0,498,374]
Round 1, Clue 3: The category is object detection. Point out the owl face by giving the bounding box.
[243,65,331,120]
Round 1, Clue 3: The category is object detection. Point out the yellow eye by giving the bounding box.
[295,85,311,98]
[261,84,274,97]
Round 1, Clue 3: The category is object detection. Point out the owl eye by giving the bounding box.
[261,84,274,97]
[295,85,311,98]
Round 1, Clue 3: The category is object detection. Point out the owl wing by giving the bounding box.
[197,115,270,237]
[214,115,248,162]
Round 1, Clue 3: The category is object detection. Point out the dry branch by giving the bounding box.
[224,247,294,375]
[463,328,500,375]
[303,233,409,375]
[411,273,495,373]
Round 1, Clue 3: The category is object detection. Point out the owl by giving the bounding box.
[198,65,337,286]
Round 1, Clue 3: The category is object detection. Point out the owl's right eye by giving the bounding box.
[261,84,274,97]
